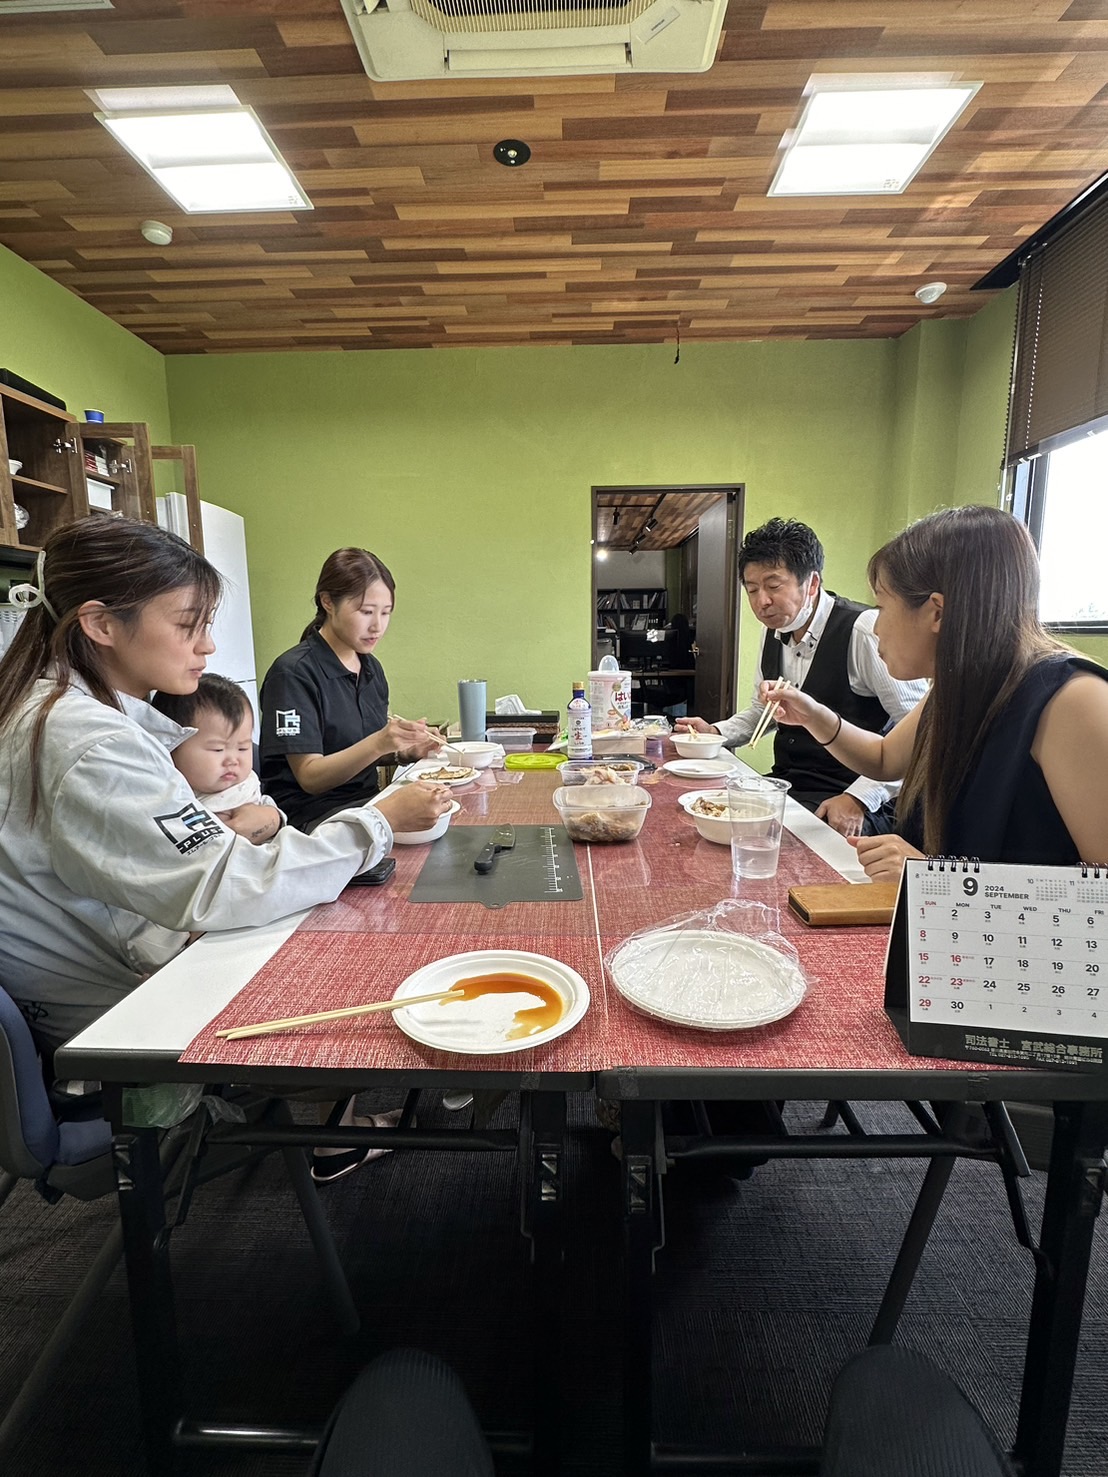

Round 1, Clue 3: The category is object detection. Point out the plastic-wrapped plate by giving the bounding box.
[608,929,805,1031]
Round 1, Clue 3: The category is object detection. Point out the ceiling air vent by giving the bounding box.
[339,0,725,80]
[0,1,114,12]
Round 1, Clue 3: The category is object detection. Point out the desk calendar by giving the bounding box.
[884,858,1108,1070]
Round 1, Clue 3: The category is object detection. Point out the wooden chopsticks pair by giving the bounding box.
[216,988,463,1041]
[747,677,790,747]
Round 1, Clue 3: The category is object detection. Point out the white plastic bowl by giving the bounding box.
[673,733,724,760]
[392,799,461,846]
[7,459,22,477]
[677,789,731,844]
[441,741,499,769]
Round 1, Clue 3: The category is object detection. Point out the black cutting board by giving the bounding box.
[409,825,582,909]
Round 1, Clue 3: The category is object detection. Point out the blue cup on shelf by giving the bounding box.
[84,409,104,423]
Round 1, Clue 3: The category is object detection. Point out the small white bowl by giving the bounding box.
[441,741,500,769]
[7,459,22,477]
[677,789,731,844]
[673,733,724,760]
[392,799,461,846]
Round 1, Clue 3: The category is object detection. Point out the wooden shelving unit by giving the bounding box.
[0,385,86,553]
[0,388,205,559]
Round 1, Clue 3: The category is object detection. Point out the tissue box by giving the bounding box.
[487,710,561,739]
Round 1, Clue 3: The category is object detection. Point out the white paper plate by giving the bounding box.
[608,929,805,1031]
[392,800,461,846]
[391,949,590,1055]
[663,757,741,779]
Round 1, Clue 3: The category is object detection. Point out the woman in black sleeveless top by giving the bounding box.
[763,506,1108,879]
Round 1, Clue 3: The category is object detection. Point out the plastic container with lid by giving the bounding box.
[557,759,644,786]
[487,725,536,752]
[552,784,651,843]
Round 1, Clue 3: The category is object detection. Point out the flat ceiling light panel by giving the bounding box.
[769,81,980,197]
[97,107,311,214]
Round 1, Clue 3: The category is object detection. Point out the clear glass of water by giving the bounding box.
[728,775,791,880]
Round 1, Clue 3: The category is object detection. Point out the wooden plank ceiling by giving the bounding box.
[0,0,1105,354]
[596,489,722,550]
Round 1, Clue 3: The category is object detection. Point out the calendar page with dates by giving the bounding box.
[884,859,1108,1070]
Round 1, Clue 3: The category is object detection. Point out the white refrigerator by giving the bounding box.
[156,496,258,734]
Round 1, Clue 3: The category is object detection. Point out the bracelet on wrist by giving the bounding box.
[815,713,843,746]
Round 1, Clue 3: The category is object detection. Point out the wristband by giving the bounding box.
[815,713,843,746]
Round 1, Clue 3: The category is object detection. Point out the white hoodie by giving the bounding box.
[0,678,391,1048]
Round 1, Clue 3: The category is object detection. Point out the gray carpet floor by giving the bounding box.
[0,1096,1105,1475]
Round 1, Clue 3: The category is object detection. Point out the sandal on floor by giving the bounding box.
[310,1109,406,1184]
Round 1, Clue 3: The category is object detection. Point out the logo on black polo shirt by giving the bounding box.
[275,708,301,736]
[154,804,222,855]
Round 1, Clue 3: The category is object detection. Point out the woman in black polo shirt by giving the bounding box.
[261,547,443,832]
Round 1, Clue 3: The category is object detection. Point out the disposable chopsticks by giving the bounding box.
[216,988,464,1041]
[747,677,789,747]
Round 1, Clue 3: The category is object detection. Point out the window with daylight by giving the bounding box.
[1005,181,1108,633]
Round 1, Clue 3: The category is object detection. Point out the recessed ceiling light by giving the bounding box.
[769,78,980,197]
[493,139,531,167]
[96,105,311,214]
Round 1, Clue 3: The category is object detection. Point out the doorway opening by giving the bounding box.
[591,485,744,724]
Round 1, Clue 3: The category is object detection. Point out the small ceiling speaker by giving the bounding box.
[914,281,947,305]
[140,219,173,246]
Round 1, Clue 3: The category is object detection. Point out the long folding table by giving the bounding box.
[57,754,1108,1476]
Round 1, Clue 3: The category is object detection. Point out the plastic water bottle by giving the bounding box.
[567,680,593,759]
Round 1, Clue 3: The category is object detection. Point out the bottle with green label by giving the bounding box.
[567,680,593,760]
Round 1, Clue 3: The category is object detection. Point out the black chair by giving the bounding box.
[821,1344,1014,1477]
[310,1345,1012,1476]
[310,1349,494,1477]
[0,983,358,1459]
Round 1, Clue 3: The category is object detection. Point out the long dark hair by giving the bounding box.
[0,515,221,816]
[868,506,1063,855]
[300,548,396,642]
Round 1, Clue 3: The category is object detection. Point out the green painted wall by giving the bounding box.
[166,339,899,722]
[0,243,171,439]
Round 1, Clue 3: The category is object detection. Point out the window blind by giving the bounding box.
[1007,189,1108,463]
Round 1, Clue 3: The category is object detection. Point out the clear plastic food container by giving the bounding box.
[556,759,644,786]
[552,784,651,843]
[486,726,536,752]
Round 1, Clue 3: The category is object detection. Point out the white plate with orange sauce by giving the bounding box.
[390,949,590,1054]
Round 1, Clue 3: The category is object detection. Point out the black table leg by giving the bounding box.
[1013,1099,1108,1477]
[524,1090,568,1477]
[622,1098,661,1477]
[111,1099,180,1476]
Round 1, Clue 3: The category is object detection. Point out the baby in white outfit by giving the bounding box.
[152,674,282,845]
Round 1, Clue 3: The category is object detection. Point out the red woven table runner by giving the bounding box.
[182,764,1004,1077]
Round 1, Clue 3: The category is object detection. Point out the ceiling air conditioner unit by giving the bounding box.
[339,0,726,81]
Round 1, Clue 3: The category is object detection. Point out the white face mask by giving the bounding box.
[778,576,818,635]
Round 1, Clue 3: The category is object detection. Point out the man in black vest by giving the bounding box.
[677,518,927,837]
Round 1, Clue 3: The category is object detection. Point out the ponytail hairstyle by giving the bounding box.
[868,506,1063,856]
[300,547,396,642]
[0,515,222,816]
